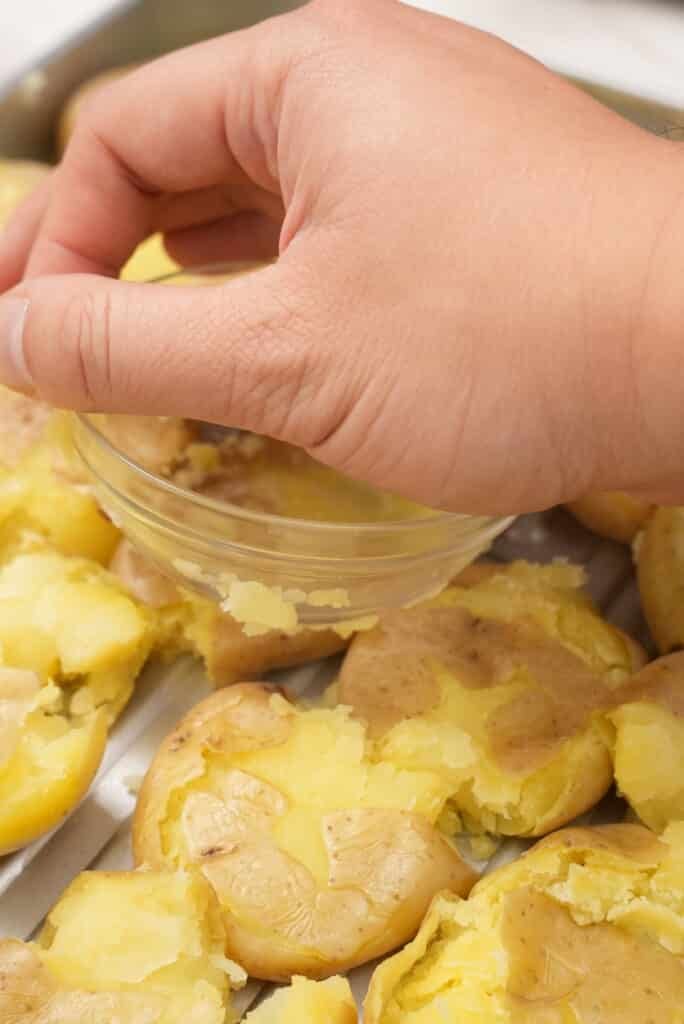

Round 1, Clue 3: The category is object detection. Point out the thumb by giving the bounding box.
[0,261,340,446]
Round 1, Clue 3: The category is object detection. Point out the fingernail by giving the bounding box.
[0,296,32,395]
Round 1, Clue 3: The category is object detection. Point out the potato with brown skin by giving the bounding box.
[0,868,244,1024]
[337,561,644,839]
[244,976,357,1023]
[110,538,349,682]
[608,651,684,832]
[567,491,654,544]
[133,684,476,981]
[365,822,684,1024]
[637,506,684,653]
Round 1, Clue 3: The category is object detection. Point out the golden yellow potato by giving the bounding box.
[637,505,684,653]
[133,684,476,981]
[0,158,50,227]
[0,666,106,853]
[0,547,152,852]
[338,560,643,838]
[8,412,120,563]
[365,822,684,1024]
[567,490,654,544]
[608,652,684,832]
[57,66,135,154]
[0,548,152,716]
[0,868,244,1023]
[245,976,356,1023]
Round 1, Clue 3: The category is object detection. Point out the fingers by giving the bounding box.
[0,174,52,292]
[0,258,337,446]
[165,211,282,266]
[22,17,304,281]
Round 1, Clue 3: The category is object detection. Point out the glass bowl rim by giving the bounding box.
[75,410,501,539]
[75,260,507,538]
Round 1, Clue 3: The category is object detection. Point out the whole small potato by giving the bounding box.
[0,868,243,1023]
[338,560,644,839]
[133,684,476,981]
[0,158,50,228]
[637,505,684,653]
[567,490,654,544]
[245,976,356,1023]
[364,822,684,1024]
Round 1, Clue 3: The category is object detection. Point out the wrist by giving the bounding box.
[585,137,684,502]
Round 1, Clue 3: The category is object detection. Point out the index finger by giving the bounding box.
[24,18,297,281]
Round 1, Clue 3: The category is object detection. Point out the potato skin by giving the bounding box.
[637,506,684,653]
[567,491,654,544]
[133,684,476,981]
[338,561,642,838]
[0,868,239,1024]
[608,651,684,831]
[365,822,684,1024]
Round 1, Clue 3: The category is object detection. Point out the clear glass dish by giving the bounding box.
[72,265,513,629]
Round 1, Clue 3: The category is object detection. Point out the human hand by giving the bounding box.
[0,0,683,513]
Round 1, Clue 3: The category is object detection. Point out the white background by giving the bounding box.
[0,0,684,106]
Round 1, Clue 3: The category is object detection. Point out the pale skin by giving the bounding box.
[0,0,683,515]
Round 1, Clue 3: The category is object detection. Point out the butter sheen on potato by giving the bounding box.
[133,684,476,981]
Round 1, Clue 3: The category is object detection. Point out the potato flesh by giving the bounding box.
[366,823,684,1024]
[245,976,357,1023]
[339,563,638,837]
[0,869,241,1024]
[135,686,475,979]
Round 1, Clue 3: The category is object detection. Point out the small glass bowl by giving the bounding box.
[72,265,513,628]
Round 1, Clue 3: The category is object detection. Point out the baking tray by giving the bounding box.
[0,1,681,1017]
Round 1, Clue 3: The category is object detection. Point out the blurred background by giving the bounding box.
[0,0,683,144]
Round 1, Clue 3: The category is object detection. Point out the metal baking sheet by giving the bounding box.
[0,1,679,1017]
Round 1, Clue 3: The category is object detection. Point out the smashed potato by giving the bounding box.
[0,666,106,853]
[245,977,356,1023]
[0,390,119,563]
[609,652,684,832]
[567,490,653,544]
[0,547,151,852]
[338,561,643,838]
[365,822,684,1023]
[0,868,244,1023]
[0,158,50,227]
[110,538,349,682]
[133,684,476,981]
[637,505,684,653]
